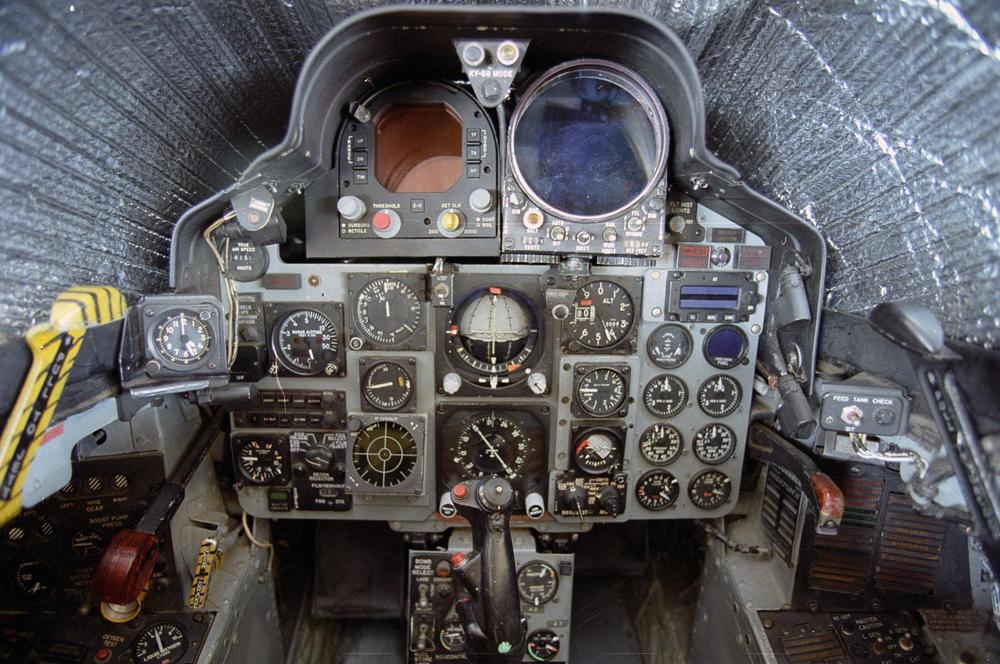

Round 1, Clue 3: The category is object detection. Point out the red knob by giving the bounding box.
[372,211,393,232]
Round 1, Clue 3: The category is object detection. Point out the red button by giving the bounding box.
[372,211,393,232]
[95,648,111,662]
[452,483,468,499]
[451,552,466,567]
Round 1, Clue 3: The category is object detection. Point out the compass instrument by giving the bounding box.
[235,436,288,485]
[697,375,742,418]
[446,286,540,387]
[566,281,635,350]
[692,424,736,464]
[352,276,423,348]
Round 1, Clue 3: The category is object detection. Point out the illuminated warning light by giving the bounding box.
[580,299,593,306]
[489,286,502,295]
[506,362,521,372]
[447,325,459,336]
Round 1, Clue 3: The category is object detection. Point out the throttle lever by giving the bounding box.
[449,478,526,663]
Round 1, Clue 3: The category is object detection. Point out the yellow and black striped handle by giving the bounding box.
[0,285,126,526]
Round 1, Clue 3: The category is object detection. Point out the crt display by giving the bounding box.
[513,70,659,218]
[678,285,741,310]
[375,104,462,193]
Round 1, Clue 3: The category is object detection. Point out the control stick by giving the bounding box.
[449,477,526,663]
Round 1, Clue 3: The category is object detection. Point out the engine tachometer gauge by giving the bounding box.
[567,281,634,350]
[639,424,682,466]
[688,470,732,510]
[272,309,340,376]
[152,310,212,367]
[635,470,680,511]
[643,374,688,418]
[697,375,742,418]
[353,276,422,347]
[446,287,540,386]
[133,622,188,664]
[517,561,559,606]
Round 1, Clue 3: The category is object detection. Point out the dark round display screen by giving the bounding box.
[512,63,667,220]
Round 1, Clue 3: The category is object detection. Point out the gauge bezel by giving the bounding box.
[359,358,416,412]
[347,273,426,351]
[638,423,683,466]
[647,323,694,370]
[137,297,226,381]
[561,278,642,355]
[148,309,214,369]
[509,59,669,223]
[697,374,743,418]
[265,301,345,377]
[692,423,737,465]
[571,364,631,419]
[133,621,189,664]
[526,629,561,662]
[634,469,680,511]
[571,426,625,474]
[702,325,748,370]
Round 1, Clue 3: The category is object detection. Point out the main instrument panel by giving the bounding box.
[147,40,790,535]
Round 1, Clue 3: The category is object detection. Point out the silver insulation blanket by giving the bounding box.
[0,0,997,349]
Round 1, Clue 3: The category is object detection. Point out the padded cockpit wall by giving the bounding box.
[0,0,997,348]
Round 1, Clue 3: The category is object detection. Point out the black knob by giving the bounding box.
[598,486,623,516]
[558,485,588,513]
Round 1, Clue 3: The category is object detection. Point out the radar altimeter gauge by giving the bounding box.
[133,622,188,664]
[566,281,635,350]
[446,286,540,386]
[351,421,419,489]
[353,276,423,347]
[643,374,688,418]
[235,436,289,485]
[688,470,732,510]
[152,310,213,367]
[362,361,414,411]
[272,308,340,376]
[697,375,742,418]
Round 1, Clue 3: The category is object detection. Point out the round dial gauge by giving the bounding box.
[647,324,692,369]
[517,561,559,606]
[575,367,627,417]
[448,287,539,382]
[353,277,422,347]
[352,422,418,488]
[236,437,288,485]
[362,361,413,411]
[567,281,635,349]
[152,310,212,367]
[439,621,466,652]
[693,424,737,465]
[643,374,688,418]
[639,424,683,466]
[573,429,623,474]
[526,630,561,662]
[697,375,742,417]
[272,309,339,376]
[69,528,106,563]
[451,413,536,482]
[688,470,732,510]
[13,559,53,598]
[133,622,188,664]
[703,326,748,369]
[635,470,680,511]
